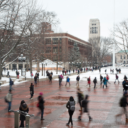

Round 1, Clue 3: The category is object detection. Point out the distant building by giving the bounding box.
[89,19,100,39]
[116,50,128,64]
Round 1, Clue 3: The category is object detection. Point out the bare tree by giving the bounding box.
[89,37,113,67]
[0,0,41,79]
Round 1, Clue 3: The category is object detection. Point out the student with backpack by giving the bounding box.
[78,95,92,121]
[66,96,75,126]
[122,78,128,93]
[93,77,97,89]
[65,76,70,86]
[103,77,108,88]
[114,74,119,84]
[115,92,128,122]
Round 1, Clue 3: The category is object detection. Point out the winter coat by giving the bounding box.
[38,96,45,110]
[58,76,62,82]
[66,77,70,82]
[100,76,103,81]
[19,103,29,121]
[30,85,34,94]
[93,78,97,84]
[9,79,13,86]
[82,99,89,112]
[103,78,108,85]
[6,93,12,102]
[88,78,91,84]
[76,76,80,81]
[106,75,109,80]
[34,76,37,81]
[122,81,128,90]
[77,91,84,103]
[116,75,118,79]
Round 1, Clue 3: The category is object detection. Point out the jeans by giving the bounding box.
[10,85,12,90]
[30,93,33,98]
[68,110,74,125]
[41,109,44,119]
[59,81,61,86]
[8,102,11,111]
[34,80,37,84]
[94,83,96,88]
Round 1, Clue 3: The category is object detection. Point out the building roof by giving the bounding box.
[118,50,128,53]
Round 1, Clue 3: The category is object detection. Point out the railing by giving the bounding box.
[9,110,34,128]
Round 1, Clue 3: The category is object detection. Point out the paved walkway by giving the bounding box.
[0,79,127,128]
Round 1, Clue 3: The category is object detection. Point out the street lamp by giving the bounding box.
[18,54,26,79]
[42,62,47,76]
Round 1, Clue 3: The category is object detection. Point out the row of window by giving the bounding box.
[46,47,62,53]
[90,27,98,34]
[120,55,128,59]
[46,38,62,44]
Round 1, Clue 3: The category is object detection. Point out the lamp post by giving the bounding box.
[42,62,47,76]
[18,54,26,79]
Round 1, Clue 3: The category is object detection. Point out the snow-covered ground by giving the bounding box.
[55,66,128,82]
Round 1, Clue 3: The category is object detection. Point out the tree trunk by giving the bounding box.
[0,58,2,80]
[37,60,40,72]
[56,62,58,74]
[30,56,32,73]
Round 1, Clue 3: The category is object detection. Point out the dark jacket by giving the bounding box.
[38,96,45,110]
[100,75,103,81]
[9,79,13,86]
[120,96,128,107]
[93,78,97,84]
[82,99,89,112]
[30,85,34,94]
[58,76,62,82]
[19,102,29,121]
[76,76,80,81]
[34,76,37,81]
[122,81,128,90]
[77,91,84,103]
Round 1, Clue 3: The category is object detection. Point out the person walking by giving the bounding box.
[66,96,75,126]
[106,74,110,84]
[29,83,34,99]
[58,75,62,88]
[115,92,128,122]
[76,75,80,86]
[78,95,92,121]
[87,77,91,87]
[65,76,70,86]
[78,69,80,74]
[36,72,39,82]
[114,74,119,84]
[103,77,108,88]
[69,69,70,75]
[77,88,84,111]
[93,77,97,89]
[49,74,52,83]
[7,71,9,77]
[122,78,128,93]
[37,92,45,120]
[9,77,14,90]
[100,75,103,85]
[73,69,74,74]
[17,71,19,79]
[19,100,29,127]
[124,75,127,80]
[5,90,12,112]
[34,75,37,85]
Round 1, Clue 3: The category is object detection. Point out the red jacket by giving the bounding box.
[106,75,109,80]
[88,77,91,84]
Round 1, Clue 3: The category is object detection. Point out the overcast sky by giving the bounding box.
[37,0,128,41]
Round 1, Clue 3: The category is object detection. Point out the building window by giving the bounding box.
[124,56,125,59]
[90,27,98,34]
[53,47,57,53]
[124,61,125,64]
[127,55,128,59]
[46,38,51,44]
[120,55,122,59]
[46,47,51,53]
[53,38,58,44]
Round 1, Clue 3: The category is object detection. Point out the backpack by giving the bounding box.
[69,101,75,111]
[119,97,124,107]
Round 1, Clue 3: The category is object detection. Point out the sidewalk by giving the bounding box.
[0,79,127,128]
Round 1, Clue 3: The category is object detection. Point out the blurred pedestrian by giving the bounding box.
[115,92,128,122]
[93,77,97,89]
[100,74,103,85]
[29,83,34,99]
[106,74,110,84]
[87,77,91,87]
[37,92,45,120]
[77,88,84,111]
[49,74,52,83]
[66,96,75,126]
[76,75,80,86]
[114,74,119,84]
[9,77,14,90]
[78,95,92,121]
[19,100,29,127]
[58,75,62,88]
[103,77,108,88]
[34,75,37,85]
[65,76,70,86]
